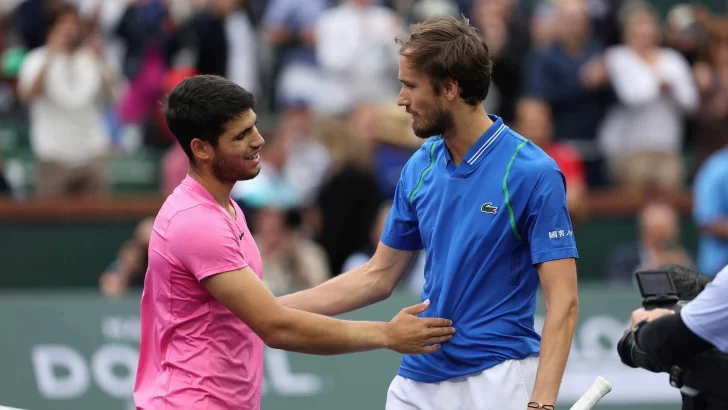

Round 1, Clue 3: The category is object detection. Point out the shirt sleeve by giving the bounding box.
[380,179,423,251]
[522,164,579,265]
[166,208,249,281]
[681,265,728,353]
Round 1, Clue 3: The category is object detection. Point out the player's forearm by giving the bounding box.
[277,262,392,316]
[531,298,579,405]
[264,308,389,355]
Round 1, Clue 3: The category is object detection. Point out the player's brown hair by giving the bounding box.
[395,16,492,106]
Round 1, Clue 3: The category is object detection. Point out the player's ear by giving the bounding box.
[443,78,459,102]
[190,139,212,161]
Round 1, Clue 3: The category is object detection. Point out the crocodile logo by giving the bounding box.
[481,202,498,214]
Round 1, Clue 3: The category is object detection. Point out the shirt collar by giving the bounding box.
[444,115,507,167]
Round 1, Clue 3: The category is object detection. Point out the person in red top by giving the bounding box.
[515,97,589,221]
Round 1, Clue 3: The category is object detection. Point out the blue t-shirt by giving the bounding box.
[381,115,579,383]
[693,146,728,276]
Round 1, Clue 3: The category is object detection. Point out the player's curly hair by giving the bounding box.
[395,16,493,106]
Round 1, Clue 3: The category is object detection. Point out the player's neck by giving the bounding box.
[442,108,493,167]
[188,169,235,210]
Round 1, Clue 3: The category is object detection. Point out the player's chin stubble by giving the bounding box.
[212,155,260,183]
[412,106,454,139]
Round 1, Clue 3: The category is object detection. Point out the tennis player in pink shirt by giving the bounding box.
[133,75,456,410]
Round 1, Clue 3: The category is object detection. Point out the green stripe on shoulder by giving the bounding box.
[409,139,439,204]
[503,140,529,241]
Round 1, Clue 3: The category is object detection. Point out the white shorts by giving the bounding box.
[386,356,539,410]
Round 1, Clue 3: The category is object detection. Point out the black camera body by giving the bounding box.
[617,269,728,410]
[635,270,683,311]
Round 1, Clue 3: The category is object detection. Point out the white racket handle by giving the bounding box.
[569,376,613,410]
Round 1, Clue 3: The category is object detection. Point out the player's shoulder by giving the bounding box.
[160,193,232,235]
[400,137,443,178]
[500,128,560,177]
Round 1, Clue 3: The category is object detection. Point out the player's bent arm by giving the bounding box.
[277,242,415,316]
[530,257,580,406]
[203,266,452,355]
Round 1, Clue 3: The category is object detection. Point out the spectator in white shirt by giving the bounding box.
[598,2,698,195]
[315,0,403,115]
[18,4,116,198]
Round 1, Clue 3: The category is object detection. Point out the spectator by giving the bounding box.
[315,0,403,114]
[524,0,611,187]
[275,101,332,206]
[17,4,116,198]
[598,2,698,195]
[165,0,257,94]
[99,216,154,296]
[223,0,259,94]
[588,0,626,48]
[693,143,728,276]
[607,201,694,284]
[254,207,330,295]
[529,0,558,51]
[313,112,383,275]
[472,0,531,123]
[664,4,705,65]
[515,98,588,222]
[693,32,728,166]
[261,0,327,109]
[114,0,170,126]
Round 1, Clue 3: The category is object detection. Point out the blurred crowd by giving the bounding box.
[0,0,725,295]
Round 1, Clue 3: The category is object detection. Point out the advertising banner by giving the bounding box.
[0,287,680,410]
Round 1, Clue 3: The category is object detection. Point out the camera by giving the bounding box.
[635,269,683,310]
[617,268,728,410]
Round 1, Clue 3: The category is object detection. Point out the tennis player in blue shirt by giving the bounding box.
[280,16,579,410]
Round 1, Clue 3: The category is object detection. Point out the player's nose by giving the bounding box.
[397,92,408,107]
[250,130,265,149]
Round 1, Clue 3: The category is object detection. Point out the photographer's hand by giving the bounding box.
[630,308,674,329]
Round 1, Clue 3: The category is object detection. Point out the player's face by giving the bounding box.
[211,110,265,183]
[397,56,454,139]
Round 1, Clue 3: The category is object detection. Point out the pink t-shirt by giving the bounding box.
[134,176,264,410]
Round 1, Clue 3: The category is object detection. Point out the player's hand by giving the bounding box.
[629,308,674,329]
[385,299,456,355]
